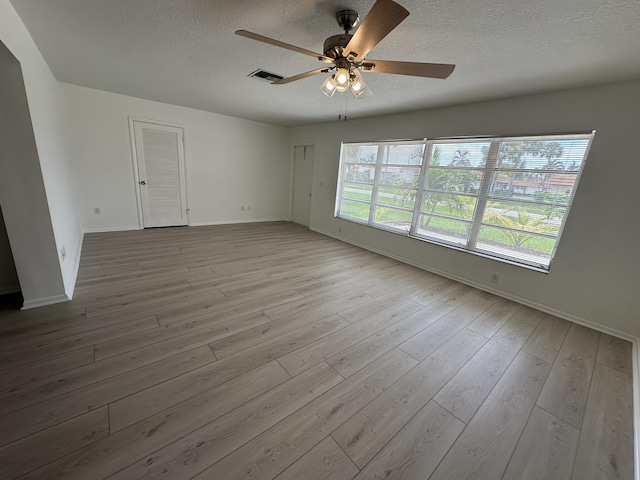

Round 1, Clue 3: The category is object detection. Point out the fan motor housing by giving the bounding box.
[323,34,353,59]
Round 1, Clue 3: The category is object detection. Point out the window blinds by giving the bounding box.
[335,133,594,270]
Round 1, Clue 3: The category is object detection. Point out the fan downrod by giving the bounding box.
[323,10,360,59]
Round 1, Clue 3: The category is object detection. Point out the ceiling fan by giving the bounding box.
[235,0,455,99]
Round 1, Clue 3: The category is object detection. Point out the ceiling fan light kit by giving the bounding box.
[334,67,351,90]
[349,73,369,97]
[236,0,455,102]
[320,69,370,98]
[321,76,337,97]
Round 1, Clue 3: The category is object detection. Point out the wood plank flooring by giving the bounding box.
[0,222,634,480]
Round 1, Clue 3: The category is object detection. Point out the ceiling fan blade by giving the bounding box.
[343,0,409,62]
[364,59,455,79]
[235,30,333,63]
[272,67,331,85]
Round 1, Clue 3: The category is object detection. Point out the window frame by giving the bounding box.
[336,139,426,231]
[335,132,595,271]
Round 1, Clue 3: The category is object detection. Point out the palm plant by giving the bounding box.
[421,147,472,231]
[451,149,471,167]
[482,203,555,250]
[392,177,418,208]
[449,149,477,193]
[497,143,530,197]
[533,142,564,193]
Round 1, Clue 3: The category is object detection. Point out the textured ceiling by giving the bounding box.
[9,0,640,126]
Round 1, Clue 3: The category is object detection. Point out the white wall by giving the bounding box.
[1,0,290,305]
[0,0,82,304]
[0,37,65,306]
[61,84,291,231]
[0,208,19,294]
[291,80,640,338]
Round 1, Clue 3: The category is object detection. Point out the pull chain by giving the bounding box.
[344,94,349,121]
[337,92,350,121]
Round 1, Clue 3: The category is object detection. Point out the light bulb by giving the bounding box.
[321,76,337,97]
[349,72,370,98]
[335,68,350,87]
[333,75,348,92]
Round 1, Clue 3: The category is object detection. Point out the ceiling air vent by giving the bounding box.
[248,69,285,83]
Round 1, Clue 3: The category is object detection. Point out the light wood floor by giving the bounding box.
[0,222,633,480]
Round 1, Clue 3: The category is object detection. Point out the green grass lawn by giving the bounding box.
[339,196,555,255]
[340,199,370,223]
[343,182,564,219]
[478,227,554,255]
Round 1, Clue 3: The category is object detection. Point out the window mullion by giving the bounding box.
[467,140,500,250]
[410,140,431,236]
[368,144,384,225]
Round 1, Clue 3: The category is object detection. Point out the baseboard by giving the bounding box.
[311,227,635,342]
[22,293,70,310]
[190,218,288,227]
[82,226,142,233]
[82,220,288,231]
[0,284,20,295]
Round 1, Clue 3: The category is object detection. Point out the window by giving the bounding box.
[335,133,594,270]
[337,143,378,224]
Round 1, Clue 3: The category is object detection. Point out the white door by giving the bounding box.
[133,121,188,228]
[292,145,314,226]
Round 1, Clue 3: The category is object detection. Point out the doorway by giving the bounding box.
[0,206,19,297]
[291,145,314,227]
[131,120,188,228]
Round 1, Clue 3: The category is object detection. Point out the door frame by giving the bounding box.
[128,116,190,228]
[289,143,315,225]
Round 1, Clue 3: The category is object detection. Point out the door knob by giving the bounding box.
[139,180,146,185]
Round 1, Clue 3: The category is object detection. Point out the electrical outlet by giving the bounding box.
[93,207,101,215]
[490,273,500,284]
[338,226,342,233]
[61,246,66,261]
[247,205,251,211]
[241,205,245,211]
